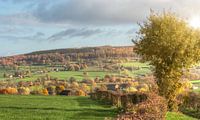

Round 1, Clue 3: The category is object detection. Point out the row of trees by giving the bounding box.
[0,46,136,66]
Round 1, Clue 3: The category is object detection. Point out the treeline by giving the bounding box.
[0,46,137,66]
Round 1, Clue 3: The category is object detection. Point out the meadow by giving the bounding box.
[0,95,117,120]
[0,61,151,82]
[0,95,196,120]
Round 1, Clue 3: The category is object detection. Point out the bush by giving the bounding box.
[71,82,79,89]
[125,87,138,93]
[75,89,86,96]
[117,93,167,120]
[180,92,200,119]
[30,86,43,95]
[41,88,49,95]
[0,88,18,94]
[47,86,56,95]
[0,89,8,94]
[55,85,65,94]
[18,87,30,95]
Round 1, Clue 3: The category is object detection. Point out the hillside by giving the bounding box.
[0,46,137,66]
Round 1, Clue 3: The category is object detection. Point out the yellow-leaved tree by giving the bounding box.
[133,11,200,111]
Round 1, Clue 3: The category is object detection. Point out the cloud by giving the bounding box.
[48,28,103,41]
[32,0,200,25]
[0,32,45,42]
[0,13,39,26]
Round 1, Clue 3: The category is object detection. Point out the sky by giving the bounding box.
[0,0,200,56]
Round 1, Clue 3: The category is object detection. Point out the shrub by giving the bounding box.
[125,87,138,93]
[71,82,79,89]
[80,83,90,92]
[41,88,49,95]
[180,92,200,119]
[18,87,30,95]
[74,64,80,71]
[117,93,167,120]
[55,85,65,94]
[47,86,56,95]
[4,87,18,94]
[30,86,43,95]
[0,87,18,94]
[75,89,86,96]
[99,84,107,91]
[0,89,8,94]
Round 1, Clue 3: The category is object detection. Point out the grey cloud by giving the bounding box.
[0,26,33,34]
[0,13,39,26]
[0,32,45,41]
[32,0,200,25]
[48,28,103,41]
[36,32,45,37]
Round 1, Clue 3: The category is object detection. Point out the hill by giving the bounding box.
[0,46,137,66]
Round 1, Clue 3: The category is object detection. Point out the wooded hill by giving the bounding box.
[0,46,136,66]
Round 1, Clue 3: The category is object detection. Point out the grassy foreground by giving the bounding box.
[0,95,116,120]
[0,95,197,120]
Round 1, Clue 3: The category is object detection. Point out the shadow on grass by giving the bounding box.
[181,109,200,119]
[73,97,112,108]
[1,106,115,118]
[72,97,117,118]
[0,96,117,119]
[0,106,111,112]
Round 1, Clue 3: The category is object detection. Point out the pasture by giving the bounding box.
[0,61,152,82]
[16,71,111,82]
[0,95,116,120]
[0,95,197,120]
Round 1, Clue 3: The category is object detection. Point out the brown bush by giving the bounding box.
[180,92,200,119]
[116,93,167,120]
[55,85,65,94]
[75,89,86,96]
[18,87,30,95]
[0,89,8,94]
[47,86,56,95]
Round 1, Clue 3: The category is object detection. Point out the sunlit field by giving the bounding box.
[0,95,117,120]
[0,95,197,120]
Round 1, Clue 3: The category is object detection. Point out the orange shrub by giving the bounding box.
[6,87,18,94]
[0,89,8,94]
[41,88,49,95]
[75,90,86,96]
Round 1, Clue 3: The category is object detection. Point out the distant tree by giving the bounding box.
[69,77,76,83]
[134,11,200,111]
[67,64,75,71]
[3,73,7,78]
[74,64,80,71]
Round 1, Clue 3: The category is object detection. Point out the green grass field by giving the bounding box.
[166,112,197,120]
[0,95,116,120]
[120,61,150,68]
[0,61,152,82]
[120,61,152,76]
[15,71,110,82]
[0,95,197,120]
[190,80,200,84]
